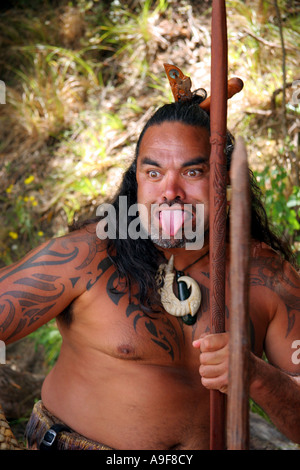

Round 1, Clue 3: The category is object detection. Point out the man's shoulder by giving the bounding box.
[60,222,106,246]
[251,240,287,264]
[250,240,299,284]
[52,222,109,265]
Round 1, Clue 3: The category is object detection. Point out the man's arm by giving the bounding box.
[249,353,300,443]
[193,333,300,443]
[193,255,300,443]
[248,256,300,442]
[0,225,104,344]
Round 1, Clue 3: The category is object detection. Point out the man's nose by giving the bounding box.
[162,173,186,201]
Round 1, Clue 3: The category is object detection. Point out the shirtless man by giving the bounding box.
[0,99,299,450]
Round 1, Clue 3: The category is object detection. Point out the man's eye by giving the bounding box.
[185,169,201,177]
[148,170,160,178]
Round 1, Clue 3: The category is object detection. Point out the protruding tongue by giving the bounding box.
[160,210,185,237]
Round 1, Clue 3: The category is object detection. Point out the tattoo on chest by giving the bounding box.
[126,297,185,361]
[105,266,214,360]
[104,266,183,360]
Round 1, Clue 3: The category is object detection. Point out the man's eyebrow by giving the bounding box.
[139,156,209,168]
[140,157,161,167]
[182,156,209,167]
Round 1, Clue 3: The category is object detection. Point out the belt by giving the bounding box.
[40,423,71,450]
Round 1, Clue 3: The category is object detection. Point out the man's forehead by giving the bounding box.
[138,122,210,155]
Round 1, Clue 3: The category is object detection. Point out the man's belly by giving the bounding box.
[41,350,210,450]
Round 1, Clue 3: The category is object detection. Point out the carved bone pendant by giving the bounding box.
[156,255,201,318]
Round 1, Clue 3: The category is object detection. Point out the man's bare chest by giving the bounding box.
[58,256,213,365]
[59,254,269,363]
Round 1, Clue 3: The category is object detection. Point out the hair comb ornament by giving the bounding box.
[163,63,244,112]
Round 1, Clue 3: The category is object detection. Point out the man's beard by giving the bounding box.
[149,231,190,249]
[138,219,186,248]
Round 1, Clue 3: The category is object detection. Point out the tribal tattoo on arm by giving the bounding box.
[0,231,108,342]
[250,256,300,338]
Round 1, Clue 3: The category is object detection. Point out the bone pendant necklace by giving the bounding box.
[156,250,209,325]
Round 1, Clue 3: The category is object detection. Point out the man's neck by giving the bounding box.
[161,242,209,272]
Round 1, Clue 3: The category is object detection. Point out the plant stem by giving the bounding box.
[273,0,287,140]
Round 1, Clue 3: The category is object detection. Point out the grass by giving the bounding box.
[0,1,171,261]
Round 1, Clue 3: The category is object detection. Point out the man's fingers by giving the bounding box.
[193,333,229,395]
[192,332,209,349]
[200,374,228,394]
[193,332,229,352]
[200,349,225,366]
[199,362,225,378]
[202,333,228,351]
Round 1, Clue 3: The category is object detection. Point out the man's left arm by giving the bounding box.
[248,258,300,443]
[193,258,300,444]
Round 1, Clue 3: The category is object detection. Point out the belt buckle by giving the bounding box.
[40,429,57,449]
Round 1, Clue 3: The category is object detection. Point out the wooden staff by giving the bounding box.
[227,137,251,449]
[209,0,228,450]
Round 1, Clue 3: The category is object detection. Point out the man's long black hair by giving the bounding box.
[72,98,297,312]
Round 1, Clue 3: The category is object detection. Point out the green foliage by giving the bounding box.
[255,165,300,263]
[250,398,271,423]
[29,319,62,369]
[1,175,45,263]
[255,166,300,233]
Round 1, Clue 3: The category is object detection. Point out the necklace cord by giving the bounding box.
[176,250,209,273]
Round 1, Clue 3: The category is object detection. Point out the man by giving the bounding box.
[0,98,299,450]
